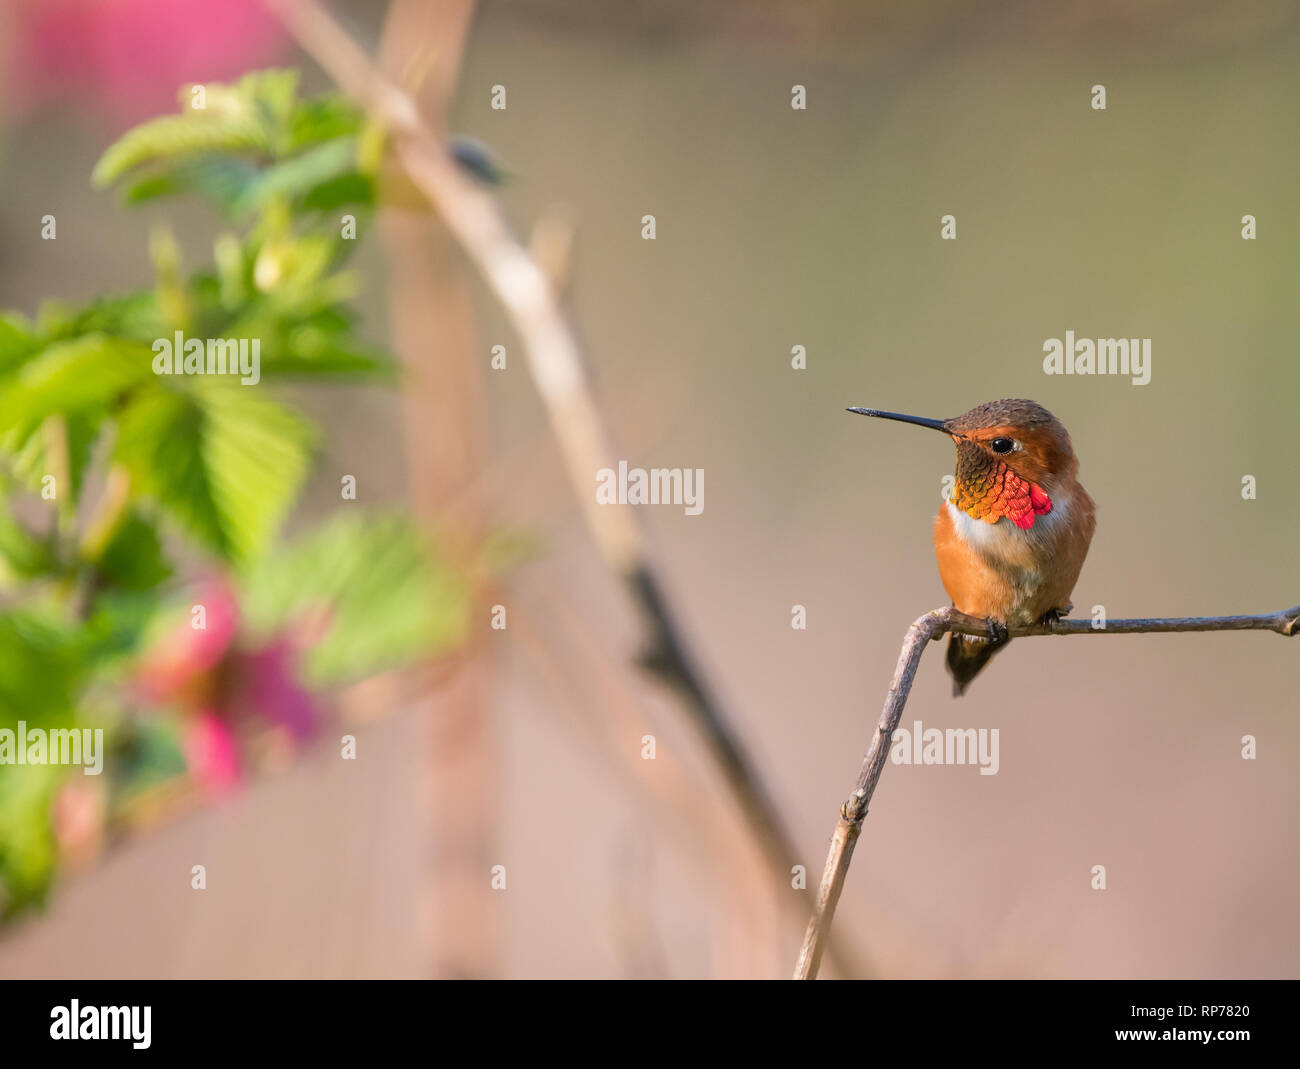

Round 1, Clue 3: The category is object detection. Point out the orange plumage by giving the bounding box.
[850,399,1096,695]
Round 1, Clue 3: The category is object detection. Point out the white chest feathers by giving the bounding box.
[945,490,1074,573]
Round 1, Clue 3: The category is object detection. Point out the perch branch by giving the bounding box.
[793,602,1300,980]
[268,0,860,976]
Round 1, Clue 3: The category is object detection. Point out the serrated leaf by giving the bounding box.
[240,511,469,686]
[92,115,269,188]
[0,335,153,449]
[114,383,313,565]
[38,292,163,345]
[232,68,300,147]
[94,69,311,192]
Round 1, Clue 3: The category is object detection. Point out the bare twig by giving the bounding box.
[267,0,861,976]
[793,603,1300,980]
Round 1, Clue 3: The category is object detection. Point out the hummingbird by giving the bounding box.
[848,399,1096,696]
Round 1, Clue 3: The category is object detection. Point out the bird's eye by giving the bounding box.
[990,437,1015,454]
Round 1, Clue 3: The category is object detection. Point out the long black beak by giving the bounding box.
[846,407,961,437]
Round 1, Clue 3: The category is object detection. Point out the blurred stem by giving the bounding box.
[150,225,191,331]
[70,465,132,619]
[42,415,73,540]
[267,0,865,979]
[376,0,495,980]
[80,465,132,562]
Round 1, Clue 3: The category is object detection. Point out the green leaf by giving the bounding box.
[95,511,172,591]
[81,590,165,667]
[122,171,185,204]
[273,343,392,379]
[286,94,365,151]
[0,604,80,916]
[0,762,59,920]
[37,292,163,346]
[0,314,39,374]
[114,382,313,565]
[123,156,267,214]
[0,512,57,583]
[233,68,301,149]
[0,335,152,431]
[92,69,312,192]
[0,338,152,494]
[230,136,364,217]
[0,607,86,720]
[63,413,101,504]
[240,511,470,686]
[298,172,375,213]
[92,115,270,189]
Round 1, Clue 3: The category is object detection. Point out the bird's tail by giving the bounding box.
[946,633,1007,697]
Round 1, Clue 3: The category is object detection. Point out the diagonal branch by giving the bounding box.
[793,602,1300,979]
[266,0,863,976]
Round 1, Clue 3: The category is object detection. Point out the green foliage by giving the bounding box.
[95,513,171,592]
[0,606,89,722]
[241,511,470,688]
[0,762,59,919]
[0,70,471,919]
[0,607,90,916]
[0,314,40,373]
[0,510,57,583]
[114,382,314,565]
[92,69,374,221]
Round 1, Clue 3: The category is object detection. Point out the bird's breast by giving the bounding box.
[945,488,1076,567]
[936,486,1090,624]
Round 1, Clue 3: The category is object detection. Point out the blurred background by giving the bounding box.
[0,0,1297,979]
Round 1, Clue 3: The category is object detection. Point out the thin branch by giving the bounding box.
[956,606,1300,638]
[793,602,1300,980]
[267,0,863,976]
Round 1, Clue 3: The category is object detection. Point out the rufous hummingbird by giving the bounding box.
[849,399,1096,696]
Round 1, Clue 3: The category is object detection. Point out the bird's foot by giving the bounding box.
[985,618,1010,648]
[1038,606,1070,628]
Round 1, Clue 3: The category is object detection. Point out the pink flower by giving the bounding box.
[135,580,322,791]
[137,582,239,704]
[4,0,288,125]
[183,710,241,795]
[241,637,317,741]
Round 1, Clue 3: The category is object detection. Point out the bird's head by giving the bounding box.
[848,398,1077,530]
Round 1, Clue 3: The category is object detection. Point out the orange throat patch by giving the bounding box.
[951,447,1052,530]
